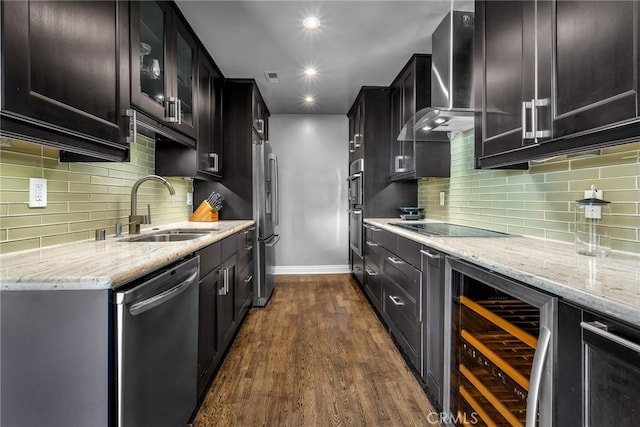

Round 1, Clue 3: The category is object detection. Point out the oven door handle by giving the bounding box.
[581,321,640,353]
[347,173,362,181]
[525,326,551,427]
[348,210,362,214]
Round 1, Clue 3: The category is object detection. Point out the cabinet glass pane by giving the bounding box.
[140,1,165,105]
[177,32,193,126]
[555,1,633,116]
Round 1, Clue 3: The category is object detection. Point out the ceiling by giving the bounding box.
[175,0,473,115]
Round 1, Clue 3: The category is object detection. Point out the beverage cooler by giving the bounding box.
[445,258,556,427]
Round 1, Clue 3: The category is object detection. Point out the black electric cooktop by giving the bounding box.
[390,222,513,237]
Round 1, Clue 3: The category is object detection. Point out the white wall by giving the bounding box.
[269,115,349,274]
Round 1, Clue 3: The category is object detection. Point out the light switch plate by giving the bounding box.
[186,192,193,206]
[440,191,446,206]
[29,178,47,207]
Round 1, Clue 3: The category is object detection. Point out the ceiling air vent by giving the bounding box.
[264,72,279,83]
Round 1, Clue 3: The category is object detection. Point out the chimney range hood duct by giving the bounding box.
[398,10,474,141]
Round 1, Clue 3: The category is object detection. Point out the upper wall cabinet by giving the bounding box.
[475,0,640,168]
[390,55,450,180]
[347,97,364,162]
[156,47,224,180]
[130,1,198,144]
[1,1,132,161]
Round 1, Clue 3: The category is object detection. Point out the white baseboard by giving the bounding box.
[274,265,351,275]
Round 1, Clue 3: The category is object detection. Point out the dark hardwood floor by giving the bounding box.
[194,274,439,426]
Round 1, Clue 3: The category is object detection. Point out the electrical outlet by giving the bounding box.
[186,192,193,206]
[29,178,47,208]
[440,191,446,206]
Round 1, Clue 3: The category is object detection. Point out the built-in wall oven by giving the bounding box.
[581,313,640,426]
[445,258,556,427]
[347,158,364,257]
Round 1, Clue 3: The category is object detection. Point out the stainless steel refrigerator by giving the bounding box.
[252,137,279,306]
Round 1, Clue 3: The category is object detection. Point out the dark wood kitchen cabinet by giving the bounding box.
[0,0,132,161]
[389,54,450,180]
[155,46,224,179]
[348,98,364,162]
[130,0,198,144]
[475,0,640,168]
[235,226,255,321]
[420,245,445,411]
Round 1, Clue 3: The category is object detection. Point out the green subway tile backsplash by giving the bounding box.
[418,131,640,254]
[0,136,193,254]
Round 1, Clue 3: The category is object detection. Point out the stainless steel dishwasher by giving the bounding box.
[115,256,199,427]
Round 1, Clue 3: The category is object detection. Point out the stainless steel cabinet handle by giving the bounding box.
[394,155,404,172]
[165,97,180,123]
[533,98,551,139]
[525,326,551,427]
[218,268,229,295]
[522,100,534,139]
[420,249,440,259]
[245,245,254,251]
[243,275,253,283]
[129,269,198,316]
[365,268,377,276]
[388,295,405,306]
[123,109,137,144]
[208,153,219,173]
[370,226,381,232]
[387,256,404,265]
[363,223,371,229]
[366,241,379,247]
[256,119,265,134]
[354,133,362,148]
[349,140,355,153]
[581,321,640,353]
[176,97,182,125]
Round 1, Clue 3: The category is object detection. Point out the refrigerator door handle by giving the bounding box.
[269,153,279,227]
[266,234,280,247]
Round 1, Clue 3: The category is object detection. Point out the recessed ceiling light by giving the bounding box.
[304,67,317,77]
[304,96,315,103]
[303,17,321,30]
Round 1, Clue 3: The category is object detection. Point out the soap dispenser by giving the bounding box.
[575,184,611,257]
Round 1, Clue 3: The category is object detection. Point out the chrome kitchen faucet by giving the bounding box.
[127,175,175,235]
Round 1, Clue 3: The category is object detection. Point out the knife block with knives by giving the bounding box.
[189,192,223,222]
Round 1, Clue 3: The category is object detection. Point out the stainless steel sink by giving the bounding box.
[122,228,221,242]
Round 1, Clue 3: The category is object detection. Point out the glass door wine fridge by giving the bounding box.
[445,258,556,427]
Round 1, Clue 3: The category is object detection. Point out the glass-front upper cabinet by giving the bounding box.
[130,1,197,141]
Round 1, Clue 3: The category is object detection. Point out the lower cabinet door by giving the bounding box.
[382,276,421,369]
[217,255,237,351]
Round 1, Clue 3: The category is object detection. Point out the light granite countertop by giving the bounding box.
[0,220,254,291]
[366,218,640,326]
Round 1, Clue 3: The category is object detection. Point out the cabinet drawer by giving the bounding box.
[198,242,221,279]
[383,253,421,306]
[375,228,398,252]
[364,238,384,265]
[397,235,421,269]
[364,255,382,310]
[237,226,255,249]
[220,235,238,262]
[237,245,253,272]
[383,277,421,365]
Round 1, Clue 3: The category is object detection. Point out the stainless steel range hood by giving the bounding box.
[398,10,474,141]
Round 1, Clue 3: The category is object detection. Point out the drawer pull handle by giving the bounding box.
[244,275,253,283]
[387,256,404,265]
[370,227,381,231]
[389,295,405,306]
[420,249,440,259]
[246,245,254,251]
[366,241,379,247]
[365,268,378,276]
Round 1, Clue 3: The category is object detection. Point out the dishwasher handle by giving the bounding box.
[129,269,198,316]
